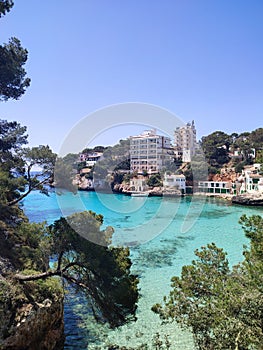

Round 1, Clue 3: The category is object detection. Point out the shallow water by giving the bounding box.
[23,191,263,349]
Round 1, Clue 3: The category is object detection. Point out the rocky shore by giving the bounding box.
[113,183,183,197]
[232,193,263,206]
[72,174,263,204]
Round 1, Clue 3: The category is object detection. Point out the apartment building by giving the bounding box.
[130,130,174,174]
[174,120,197,162]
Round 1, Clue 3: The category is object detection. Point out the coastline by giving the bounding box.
[77,186,263,206]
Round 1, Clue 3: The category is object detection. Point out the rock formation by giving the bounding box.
[0,257,64,350]
[232,193,263,206]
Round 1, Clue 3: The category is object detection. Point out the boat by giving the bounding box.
[131,191,149,197]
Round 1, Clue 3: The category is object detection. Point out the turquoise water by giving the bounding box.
[23,191,263,349]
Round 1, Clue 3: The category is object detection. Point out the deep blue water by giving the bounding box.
[23,190,263,349]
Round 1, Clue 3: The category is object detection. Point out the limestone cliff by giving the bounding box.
[210,168,238,182]
[0,261,64,350]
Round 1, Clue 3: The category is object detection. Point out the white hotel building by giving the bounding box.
[174,120,197,162]
[130,130,174,174]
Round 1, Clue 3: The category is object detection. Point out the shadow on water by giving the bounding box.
[199,208,232,219]
[132,236,190,270]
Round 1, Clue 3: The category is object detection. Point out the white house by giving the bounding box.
[129,177,148,192]
[258,177,263,193]
[198,181,232,194]
[86,152,103,167]
[79,152,103,166]
[163,173,186,192]
[239,164,263,194]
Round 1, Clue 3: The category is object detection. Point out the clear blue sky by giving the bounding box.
[1,0,262,153]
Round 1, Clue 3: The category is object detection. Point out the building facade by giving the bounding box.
[129,176,148,192]
[79,152,103,167]
[174,120,197,162]
[85,152,103,167]
[163,173,186,192]
[239,164,263,194]
[130,130,174,174]
[198,181,232,194]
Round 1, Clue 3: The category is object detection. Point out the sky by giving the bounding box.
[1,0,263,153]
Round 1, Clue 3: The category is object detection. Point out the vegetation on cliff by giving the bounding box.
[92,138,130,185]
[0,117,139,332]
[201,128,263,172]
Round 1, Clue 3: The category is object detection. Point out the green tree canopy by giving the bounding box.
[82,145,107,154]
[249,128,263,149]
[0,119,56,206]
[147,173,162,187]
[54,157,78,193]
[153,215,263,350]
[0,1,30,101]
[0,0,13,18]
[255,150,263,171]
[91,138,130,188]
[0,37,31,101]
[14,211,139,327]
[201,131,231,167]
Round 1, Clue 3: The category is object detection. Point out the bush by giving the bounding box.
[147,173,162,187]
[235,161,246,174]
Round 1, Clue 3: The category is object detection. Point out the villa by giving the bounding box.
[79,152,103,167]
[163,173,186,193]
[85,152,103,167]
[197,181,232,194]
[129,176,148,192]
[239,164,263,194]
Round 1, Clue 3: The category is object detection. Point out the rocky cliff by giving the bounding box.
[0,252,64,350]
[210,168,238,182]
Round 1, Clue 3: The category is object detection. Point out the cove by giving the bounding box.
[23,191,263,349]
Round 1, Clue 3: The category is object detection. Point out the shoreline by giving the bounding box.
[77,187,263,206]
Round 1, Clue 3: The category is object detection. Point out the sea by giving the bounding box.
[22,190,263,349]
